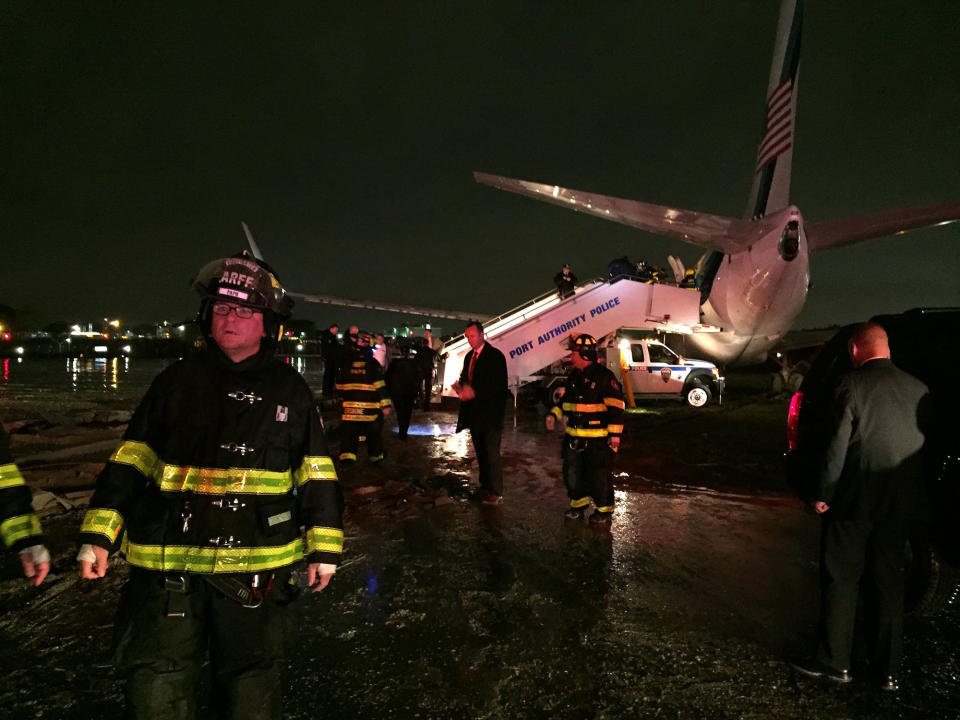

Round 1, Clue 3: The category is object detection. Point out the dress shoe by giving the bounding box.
[564,507,585,520]
[880,676,899,692]
[789,657,852,684]
[481,494,503,506]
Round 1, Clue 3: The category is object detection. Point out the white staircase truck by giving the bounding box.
[436,276,716,399]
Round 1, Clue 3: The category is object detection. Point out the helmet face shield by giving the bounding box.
[193,252,293,319]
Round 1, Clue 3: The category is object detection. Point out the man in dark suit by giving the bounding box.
[454,321,508,505]
[792,322,930,691]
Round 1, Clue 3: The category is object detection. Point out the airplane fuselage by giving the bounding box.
[688,206,810,366]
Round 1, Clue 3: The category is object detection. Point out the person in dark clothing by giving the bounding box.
[77,252,343,720]
[607,256,633,280]
[1,418,49,585]
[544,334,624,525]
[454,321,508,505]
[320,323,339,396]
[791,322,930,692]
[385,345,420,439]
[416,338,436,410]
[553,263,578,299]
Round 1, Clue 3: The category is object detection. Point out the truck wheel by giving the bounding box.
[684,383,711,408]
[540,383,565,409]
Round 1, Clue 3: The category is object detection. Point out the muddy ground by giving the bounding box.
[1,370,958,719]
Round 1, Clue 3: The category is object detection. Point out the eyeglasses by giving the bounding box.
[212,302,260,319]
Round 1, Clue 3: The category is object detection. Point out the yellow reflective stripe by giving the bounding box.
[607,424,624,434]
[340,415,378,422]
[570,496,591,509]
[123,538,303,573]
[306,526,344,555]
[595,505,614,513]
[379,398,392,407]
[110,440,160,478]
[336,383,379,391]
[561,403,607,413]
[158,466,293,495]
[81,508,125,543]
[0,463,26,489]
[0,513,42,548]
[338,452,357,461]
[550,406,563,420]
[565,427,608,438]
[343,401,381,409]
[294,456,338,486]
[604,397,626,410]
[372,380,386,389]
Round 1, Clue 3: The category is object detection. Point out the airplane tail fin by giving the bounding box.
[744,0,803,220]
[805,202,960,252]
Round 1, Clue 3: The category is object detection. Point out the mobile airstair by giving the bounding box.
[437,276,708,397]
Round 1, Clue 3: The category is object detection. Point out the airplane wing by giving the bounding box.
[805,201,960,252]
[289,291,489,322]
[240,222,489,321]
[474,172,762,255]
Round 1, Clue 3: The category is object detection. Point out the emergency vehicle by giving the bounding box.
[535,335,722,409]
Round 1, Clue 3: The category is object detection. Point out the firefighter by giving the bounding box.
[545,334,625,525]
[335,332,391,464]
[77,251,343,720]
[1,419,50,585]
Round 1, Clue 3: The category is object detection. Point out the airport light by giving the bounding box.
[122,345,132,354]
[15,346,24,355]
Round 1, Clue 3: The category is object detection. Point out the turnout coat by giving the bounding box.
[79,347,344,574]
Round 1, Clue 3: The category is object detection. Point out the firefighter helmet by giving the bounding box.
[571,333,598,361]
[192,251,293,319]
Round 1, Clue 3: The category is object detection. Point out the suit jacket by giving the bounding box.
[456,342,508,432]
[817,358,930,523]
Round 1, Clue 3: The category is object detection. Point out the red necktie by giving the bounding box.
[468,349,478,382]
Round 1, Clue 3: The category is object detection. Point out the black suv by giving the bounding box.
[785,308,960,614]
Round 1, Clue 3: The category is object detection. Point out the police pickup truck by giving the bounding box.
[609,337,723,407]
[534,336,723,408]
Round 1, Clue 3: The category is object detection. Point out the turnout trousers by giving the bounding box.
[339,416,384,462]
[113,567,299,720]
[817,518,907,677]
[562,438,615,512]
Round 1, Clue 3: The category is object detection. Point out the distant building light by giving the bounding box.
[15,346,24,355]
[177,325,185,332]
[94,345,108,353]
[122,345,132,354]
[296,344,304,352]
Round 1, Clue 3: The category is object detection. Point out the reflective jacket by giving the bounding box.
[335,352,391,422]
[79,347,344,574]
[0,422,44,553]
[550,363,625,442]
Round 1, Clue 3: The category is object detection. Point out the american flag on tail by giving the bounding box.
[756,79,793,172]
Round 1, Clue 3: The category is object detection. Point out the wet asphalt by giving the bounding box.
[1,388,958,719]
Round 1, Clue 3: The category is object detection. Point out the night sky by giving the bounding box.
[3,2,958,335]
